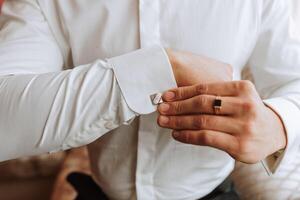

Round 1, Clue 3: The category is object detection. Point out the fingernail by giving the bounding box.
[173,131,180,138]
[159,116,169,124]
[159,103,170,112]
[164,92,175,101]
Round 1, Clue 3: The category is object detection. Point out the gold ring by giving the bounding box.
[213,96,222,115]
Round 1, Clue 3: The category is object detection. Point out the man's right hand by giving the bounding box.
[166,49,233,86]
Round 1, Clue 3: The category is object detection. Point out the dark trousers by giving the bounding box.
[67,172,239,200]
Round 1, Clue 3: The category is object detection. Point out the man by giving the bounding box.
[0,0,299,199]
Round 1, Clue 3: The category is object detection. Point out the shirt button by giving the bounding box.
[104,121,115,129]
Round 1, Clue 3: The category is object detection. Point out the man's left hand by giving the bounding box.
[157,80,287,164]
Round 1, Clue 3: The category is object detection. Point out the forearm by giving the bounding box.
[0,60,136,161]
[0,45,179,161]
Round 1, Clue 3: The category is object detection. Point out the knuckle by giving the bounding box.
[183,132,192,143]
[196,84,208,94]
[241,99,258,117]
[174,117,183,128]
[238,80,254,92]
[232,81,240,91]
[241,100,255,112]
[196,116,208,129]
[200,131,214,145]
[193,116,204,129]
[194,95,207,108]
[176,89,184,100]
[174,102,182,113]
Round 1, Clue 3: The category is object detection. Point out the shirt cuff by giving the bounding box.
[262,97,300,174]
[107,46,177,114]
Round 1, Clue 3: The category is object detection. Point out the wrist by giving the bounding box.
[165,48,180,85]
[165,49,178,69]
[266,105,287,151]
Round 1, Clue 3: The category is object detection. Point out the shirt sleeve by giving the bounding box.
[0,0,176,161]
[248,0,300,174]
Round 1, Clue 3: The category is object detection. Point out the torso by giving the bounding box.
[37,1,261,199]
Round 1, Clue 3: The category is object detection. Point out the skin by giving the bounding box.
[164,50,287,164]
[167,49,233,86]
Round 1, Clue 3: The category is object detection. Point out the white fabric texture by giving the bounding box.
[0,0,300,199]
[232,156,300,200]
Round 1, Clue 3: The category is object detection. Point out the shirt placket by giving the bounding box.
[139,0,161,48]
[136,0,161,199]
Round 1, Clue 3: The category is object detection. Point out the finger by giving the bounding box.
[158,95,238,116]
[172,130,238,154]
[163,85,199,102]
[158,114,241,134]
[163,80,255,102]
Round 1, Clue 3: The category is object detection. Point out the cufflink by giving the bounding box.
[150,93,163,105]
[273,149,284,159]
[260,160,272,176]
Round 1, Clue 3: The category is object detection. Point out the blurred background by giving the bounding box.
[0,0,299,200]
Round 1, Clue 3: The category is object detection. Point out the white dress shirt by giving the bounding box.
[0,0,300,199]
